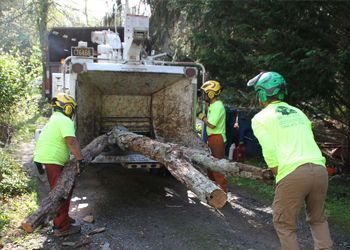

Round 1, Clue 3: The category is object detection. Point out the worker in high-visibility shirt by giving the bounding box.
[34,93,86,237]
[197,80,228,192]
[247,71,332,250]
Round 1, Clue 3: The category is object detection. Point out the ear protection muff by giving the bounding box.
[207,89,222,99]
[259,84,286,103]
[257,90,267,103]
[207,90,215,99]
[63,104,74,117]
[52,98,74,117]
[276,83,287,100]
[277,92,285,101]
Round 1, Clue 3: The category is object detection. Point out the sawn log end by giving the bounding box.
[208,189,227,208]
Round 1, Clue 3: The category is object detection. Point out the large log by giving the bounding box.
[110,127,227,209]
[22,126,273,233]
[21,134,110,233]
[109,127,273,181]
[182,149,274,181]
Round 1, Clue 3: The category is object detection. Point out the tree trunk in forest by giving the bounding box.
[21,134,110,233]
[36,0,51,97]
[84,0,89,26]
[110,127,227,209]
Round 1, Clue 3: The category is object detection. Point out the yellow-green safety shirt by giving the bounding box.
[34,112,76,166]
[207,100,226,142]
[251,101,325,183]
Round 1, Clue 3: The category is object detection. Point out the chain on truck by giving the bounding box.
[44,13,207,170]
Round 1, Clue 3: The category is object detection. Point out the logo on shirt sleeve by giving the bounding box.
[275,106,297,115]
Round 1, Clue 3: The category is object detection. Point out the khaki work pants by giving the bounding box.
[273,163,333,250]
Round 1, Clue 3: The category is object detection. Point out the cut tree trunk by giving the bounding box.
[183,149,273,181]
[21,134,110,233]
[110,127,227,209]
[22,126,273,233]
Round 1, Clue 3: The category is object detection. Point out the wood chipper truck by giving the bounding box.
[23,14,274,232]
[45,13,207,169]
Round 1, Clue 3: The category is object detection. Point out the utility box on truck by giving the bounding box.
[46,14,206,168]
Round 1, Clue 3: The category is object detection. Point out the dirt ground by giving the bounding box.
[23,164,348,250]
[4,140,350,250]
[34,165,278,250]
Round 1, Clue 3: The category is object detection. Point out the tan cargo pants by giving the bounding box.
[273,163,333,250]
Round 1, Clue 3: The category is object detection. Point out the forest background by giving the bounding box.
[1,0,350,168]
[1,0,350,245]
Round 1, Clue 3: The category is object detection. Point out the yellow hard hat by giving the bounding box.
[52,93,77,117]
[201,80,222,99]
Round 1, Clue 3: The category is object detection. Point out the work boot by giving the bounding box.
[50,218,77,231]
[53,225,81,237]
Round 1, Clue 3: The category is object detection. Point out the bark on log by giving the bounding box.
[21,134,110,233]
[110,127,227,209]
[183,149,274,181]
[22,126,273,233]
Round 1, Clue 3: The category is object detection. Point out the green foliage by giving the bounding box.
[0,0,38,54]
[151,0,350,103]
[221,87,258,107]
[150,0,350,169]
[148,0,182,56]
[0,151,31,197]
[0,52,26,114]
[0,115,42,243]
[325,180,350,235]
[0,192,38,246]
[229,176,274,202]
[0,112,45,246]
[0,48,42,145]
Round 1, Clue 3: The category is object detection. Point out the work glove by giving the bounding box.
[34,162,45,175]
[197,112,206,121]
[76,159,88,176]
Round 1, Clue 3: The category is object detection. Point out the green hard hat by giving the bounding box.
[247,71,287,102]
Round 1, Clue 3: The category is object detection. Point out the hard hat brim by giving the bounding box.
[247,72,264,87]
